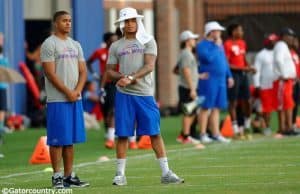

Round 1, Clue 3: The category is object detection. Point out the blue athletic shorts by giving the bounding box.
[198,79,228,109]
[46,100,86,146]
[115,91,160,137]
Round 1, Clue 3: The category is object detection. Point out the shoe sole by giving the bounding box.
[112,182,127,186]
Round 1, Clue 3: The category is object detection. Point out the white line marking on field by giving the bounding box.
[0,147,194,179]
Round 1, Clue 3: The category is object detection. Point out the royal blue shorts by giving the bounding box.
[198,79,228,109]
[115,91,160,137]
[46,100,86,146]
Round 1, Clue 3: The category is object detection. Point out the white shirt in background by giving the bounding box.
[273,40,296,79]
[253,48,277,89]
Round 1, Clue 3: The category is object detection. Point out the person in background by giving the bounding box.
[196,21,234,143]
[176,30,206,144]
[0,45,9,158]
[82,81,102,120]
[224,23,256,137]
[273,27,298,136]
[253,33,279,135]
[290,36,300,132]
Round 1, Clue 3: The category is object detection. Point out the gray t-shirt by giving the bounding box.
[177,48,198,89]
[107,38,157,96]
[40,35,85,102]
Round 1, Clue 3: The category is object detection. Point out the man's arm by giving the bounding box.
[182,67,197,99]
[74,61,87,93]
[116,54,156,87]
[42,62,77,101]
[133,54,156,79]
[86,58,95,74]
[107,64,124,81]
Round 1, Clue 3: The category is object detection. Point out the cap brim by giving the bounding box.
[114,15,144,24]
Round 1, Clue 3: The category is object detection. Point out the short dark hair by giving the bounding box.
[103,32,116,43]
[53,10,70,22]
[227,23,241,37]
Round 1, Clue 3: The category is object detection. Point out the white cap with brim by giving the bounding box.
[115,7,152,45]
[115,7,144,24]
[204,21,225,36]
[180,30,199,41]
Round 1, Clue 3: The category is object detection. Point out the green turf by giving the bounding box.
[0,115,300,194]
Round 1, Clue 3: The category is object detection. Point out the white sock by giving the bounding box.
[232,121,239,134]
[158,157,169,176]
[107,128,115,140]
[116,159,126,175]
[244,117,251,129]
[128,136,136,142]
[53,172,62,178]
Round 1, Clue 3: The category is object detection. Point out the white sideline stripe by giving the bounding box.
[0,147,194,179]
[1,136,299,179]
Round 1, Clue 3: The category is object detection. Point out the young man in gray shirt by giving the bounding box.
[107,7,184,186]
[41,11,89,188]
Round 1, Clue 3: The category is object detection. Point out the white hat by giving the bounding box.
[115,7,144,24]
[204,21,225,36]
[180,30,199,41]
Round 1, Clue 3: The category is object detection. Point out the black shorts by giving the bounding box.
[178,86,195,115]
[0,88,7,111]
[102,82,116,117]
[228,70,250,101]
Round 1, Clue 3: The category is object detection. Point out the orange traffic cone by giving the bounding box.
[137,136,152,149]
[221,115,234,137]
[296,116,300,128]
[29,136,51,164]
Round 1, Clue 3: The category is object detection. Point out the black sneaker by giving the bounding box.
[52,173,64,189]
[282,129,300,136]
[63,172,90,188]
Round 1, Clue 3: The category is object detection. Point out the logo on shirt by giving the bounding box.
[231,45,245,56]
[118,44,144,57]
[57,47,78,59]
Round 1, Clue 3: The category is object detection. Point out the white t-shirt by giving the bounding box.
[253,48,277,89]
[40,35,85,102]
[107,38,157,96]
[273,40,296,79]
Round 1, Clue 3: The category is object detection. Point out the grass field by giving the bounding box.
[0,115,300,194]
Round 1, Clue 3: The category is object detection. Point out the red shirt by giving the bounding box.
[224,39,247,68]
[290,49,300,78]
[89,47,109,74]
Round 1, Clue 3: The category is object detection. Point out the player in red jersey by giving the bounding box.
[87,32,120,149]
[224,23,256,138]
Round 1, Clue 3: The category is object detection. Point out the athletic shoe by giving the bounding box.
[112,172,127,186]
[212,135,231,143]
[52,173,64,189]
[188,136,201,144]
[161,170,184,184]
[176,134,184,143]
[105,140,115,149]
[200,134,213,143]
[129,141,138,149]
[63,172,90,188]
[281,129,300,136]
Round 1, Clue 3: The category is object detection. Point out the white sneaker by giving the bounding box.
[112,172,127,186]
[200,134,213,143]
[161,170,184,184]
[213,135,231,143]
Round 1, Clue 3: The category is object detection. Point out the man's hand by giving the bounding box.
[190,89,197,100]
[116,77,132,87]
[245,66,256,74]
[66,90,80,102]
[227,77,234,88]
